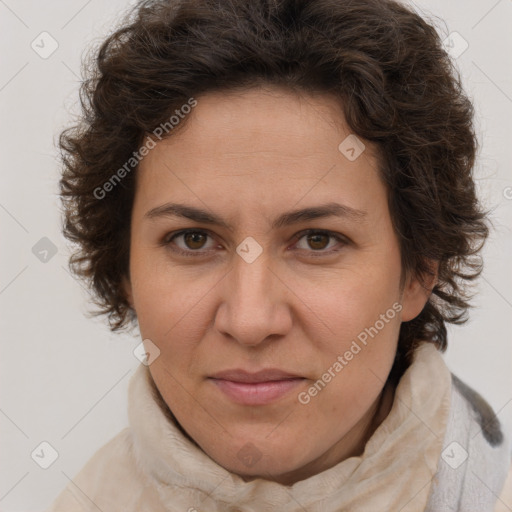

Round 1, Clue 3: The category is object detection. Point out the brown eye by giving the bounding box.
[294,230,347,255]
[164,229,216,256]
[183,231,208,250]
[306,232,330,250]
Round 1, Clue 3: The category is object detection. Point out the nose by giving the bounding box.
[213,249,293,347]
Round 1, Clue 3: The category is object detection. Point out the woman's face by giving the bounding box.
[125,86,430,484]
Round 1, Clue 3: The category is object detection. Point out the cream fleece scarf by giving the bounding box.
[47,342,510,512]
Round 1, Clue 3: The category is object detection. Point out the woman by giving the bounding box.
[49,0,511,510]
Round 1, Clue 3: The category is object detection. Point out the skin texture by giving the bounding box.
[124,86,433,485]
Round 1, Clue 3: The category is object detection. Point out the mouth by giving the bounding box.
[208,368,306,405]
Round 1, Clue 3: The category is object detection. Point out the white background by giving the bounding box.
[0,0,511,510]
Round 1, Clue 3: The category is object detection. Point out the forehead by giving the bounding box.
[135,86,386,223]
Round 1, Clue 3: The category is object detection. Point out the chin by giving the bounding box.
[207,435,313,483]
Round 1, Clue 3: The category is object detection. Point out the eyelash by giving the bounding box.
[161,229,349,258]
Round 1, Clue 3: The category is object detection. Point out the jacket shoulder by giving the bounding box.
[46,427,154,511]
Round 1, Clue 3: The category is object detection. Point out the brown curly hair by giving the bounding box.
[59,0,488,379]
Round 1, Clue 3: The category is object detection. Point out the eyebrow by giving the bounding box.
[144,202,367,230]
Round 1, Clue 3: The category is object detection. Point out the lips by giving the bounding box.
[208,368,305,405]
[209,368,303,383]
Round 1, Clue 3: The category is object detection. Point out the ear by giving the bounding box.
[122,275,134,309]
[400,261,439,322]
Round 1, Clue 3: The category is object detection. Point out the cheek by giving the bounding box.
[133,278,208,345]
[299,289,400,431]
[300,257,402,346]
[130,242,195,323]
[129,251,220,372]
[295,250,402,402]
[310,285,401,390]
